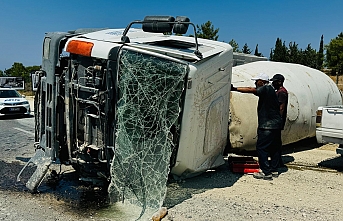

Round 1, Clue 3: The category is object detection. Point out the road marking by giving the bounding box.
[13,127,35,136]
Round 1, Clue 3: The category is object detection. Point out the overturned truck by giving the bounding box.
[18,16,233,219]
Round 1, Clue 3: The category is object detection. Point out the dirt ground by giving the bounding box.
[1,137,343,221]
[163,141,343,221]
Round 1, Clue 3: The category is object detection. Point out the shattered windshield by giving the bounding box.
[108,49,188,220]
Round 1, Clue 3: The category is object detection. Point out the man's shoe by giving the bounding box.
[271,171,279,178]
[253,171,273,180]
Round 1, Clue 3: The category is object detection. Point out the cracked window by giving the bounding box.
[108,49,188,220]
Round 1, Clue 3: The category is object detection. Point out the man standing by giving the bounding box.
[270,73,288,168]
[231,73,282,180]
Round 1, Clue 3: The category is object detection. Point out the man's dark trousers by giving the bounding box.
[256,128,282,175]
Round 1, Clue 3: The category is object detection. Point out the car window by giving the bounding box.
[0,90,21,98]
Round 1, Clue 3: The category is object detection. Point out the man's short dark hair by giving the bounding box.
[270,73,285,82]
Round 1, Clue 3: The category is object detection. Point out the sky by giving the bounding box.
[1,0,343,71]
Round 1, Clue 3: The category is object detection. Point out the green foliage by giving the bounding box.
[196,21,219,40]
[2,63,40,93]
[4,62,29,82]
[325,32,343,74]
[301,44,317,68]
[269,48,273,60]
[229,39,241,52]
[271,38,287,62]
[270,38,319,69]
[317,35,324,70]
[3,63,40,83]
[288,42,300,63]
[242,43,251,54]
[254,44,262,57]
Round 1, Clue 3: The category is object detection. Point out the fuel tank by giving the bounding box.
[229,61,343,150]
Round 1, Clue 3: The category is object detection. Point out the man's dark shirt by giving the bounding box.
[276,86,288,130]
[256,84,282,129]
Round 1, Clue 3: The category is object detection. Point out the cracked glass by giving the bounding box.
[108,49,188,220]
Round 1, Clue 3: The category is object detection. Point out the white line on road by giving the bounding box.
[13,127,35,136]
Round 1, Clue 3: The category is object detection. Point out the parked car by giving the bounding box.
[316,105,343,155]
[0,88,31,116]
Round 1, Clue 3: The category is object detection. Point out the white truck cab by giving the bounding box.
[18,16,233,199]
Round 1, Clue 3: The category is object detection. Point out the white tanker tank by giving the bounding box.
[229,61,343,151]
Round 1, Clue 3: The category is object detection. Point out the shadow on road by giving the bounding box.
[282,137,322,154]
[0,114,33,120]
[318,155,343,171]
[15,156,31,163]
[164,161,242,208]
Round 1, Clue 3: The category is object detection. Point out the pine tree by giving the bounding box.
[269,48,273,60]
[288,42,299,63]
[242,43,251,54]
[196,21,219,40]
[228,39,241,52]
[271,38,284,61]
[316,35,324,70]
[254,44,262,57]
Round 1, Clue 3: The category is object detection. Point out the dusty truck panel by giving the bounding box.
[229,61,343,151]
[171,49,233,177]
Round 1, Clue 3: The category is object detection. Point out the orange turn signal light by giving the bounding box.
[66,40,94,57]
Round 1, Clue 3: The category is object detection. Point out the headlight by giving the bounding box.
[0,102,3,105]
[20,101,29,105]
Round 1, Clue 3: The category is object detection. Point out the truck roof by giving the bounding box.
[64,28,231,62]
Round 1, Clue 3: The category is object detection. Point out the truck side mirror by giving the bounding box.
[31,71,41,92]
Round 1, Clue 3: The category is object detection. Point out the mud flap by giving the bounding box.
[17,149,52,192]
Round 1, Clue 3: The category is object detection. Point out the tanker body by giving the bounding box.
[229,61,343,151]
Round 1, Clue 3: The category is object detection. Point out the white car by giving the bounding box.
[0,88,31,116]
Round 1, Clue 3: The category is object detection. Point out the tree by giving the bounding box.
[301,44,317,68]
[26,65,41,75]
[316,35,324,70]
[271,38,287,62]
[254,44,262,57]
[269,48,273,60]
[0,70,4,77]
[242,43,251,54]
[326,32,343,75]
[196,21,219,40]
[4,63,28,81]
[288,42,300,64]
[229,39,241,52]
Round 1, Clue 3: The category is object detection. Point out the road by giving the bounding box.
[1,104,343,220]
